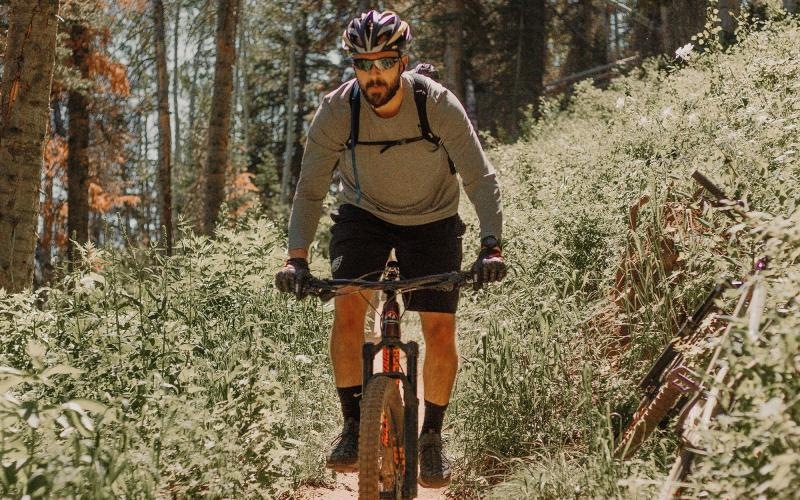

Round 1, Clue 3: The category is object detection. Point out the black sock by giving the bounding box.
[337,385,362,422]
[421,400,448,434]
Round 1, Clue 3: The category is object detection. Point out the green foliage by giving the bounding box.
[0,217,337,497]
[2,13,798,500]
[448,16,800,498]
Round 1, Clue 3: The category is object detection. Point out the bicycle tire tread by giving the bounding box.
[359,376,405,500]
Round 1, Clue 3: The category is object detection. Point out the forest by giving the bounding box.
[1,0,798,498]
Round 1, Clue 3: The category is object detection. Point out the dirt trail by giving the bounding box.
[295,304,448,499]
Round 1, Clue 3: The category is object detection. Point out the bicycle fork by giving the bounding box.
[362,294,419,499]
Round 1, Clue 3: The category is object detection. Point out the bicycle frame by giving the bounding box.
[361,261,419,499]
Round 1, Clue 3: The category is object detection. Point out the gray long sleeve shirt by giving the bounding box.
[287,73,502,250]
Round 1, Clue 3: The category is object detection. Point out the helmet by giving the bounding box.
[341,10,412,54]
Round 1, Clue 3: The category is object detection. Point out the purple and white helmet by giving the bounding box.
[341,10,412,54]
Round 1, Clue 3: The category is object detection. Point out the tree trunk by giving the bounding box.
[67,22,91,265]
[280,17,297,204]
[631,0,662,58]
[240,17,251,166]
[153,0,173,253]
[203,0,239,234]
[173,0,182,166]
[36,98,66,287]
[662,1,708,54]
[719,0,740,45]
[785,0,798,13]
[291,12,309,195]
[0,0,60,293]
[187,31,203,168]
[510,0,546,137]
[633,0,708,57]
[564,0,610,76]
[443,0,465,102]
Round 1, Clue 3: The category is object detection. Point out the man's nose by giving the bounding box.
[368,63,381,75]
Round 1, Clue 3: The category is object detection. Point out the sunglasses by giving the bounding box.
[351,56,400,72]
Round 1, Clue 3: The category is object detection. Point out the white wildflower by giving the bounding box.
[759,398,784,418]
[675,43,694,61]
[295,354,313,364]
[615,96,625,109]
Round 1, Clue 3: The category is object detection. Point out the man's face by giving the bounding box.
[352,51,408,108]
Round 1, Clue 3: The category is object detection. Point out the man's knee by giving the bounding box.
[333,292,369,335]
[420,312,457,349]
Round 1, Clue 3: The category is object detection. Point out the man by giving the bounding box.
[275,10,506,488]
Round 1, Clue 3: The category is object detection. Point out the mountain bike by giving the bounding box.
[304,262,474,500]
[613,170,765,462]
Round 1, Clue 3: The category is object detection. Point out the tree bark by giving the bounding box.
[280,17,296,204]
[443,0,465,102]
[0,0,60,292]
[564,0,610,76]
[632,0,708,57]
[187,30,203,168]
[67,22,91,265]
[291,11,309,195]
[785,0,798,13]
[203,0,239,234]
[173,0,181,167]
[153,0,173,253]
[718,0,740,45]
[510,0,546,136]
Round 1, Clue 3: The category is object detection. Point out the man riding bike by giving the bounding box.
[275,10,506,488]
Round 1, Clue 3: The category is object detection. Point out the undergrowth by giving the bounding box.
[1,13,798,500]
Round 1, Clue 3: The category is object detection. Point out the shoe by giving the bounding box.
[326,417,359,472]
[418,430,451,488]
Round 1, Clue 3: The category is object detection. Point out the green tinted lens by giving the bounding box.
[351,57,399,72]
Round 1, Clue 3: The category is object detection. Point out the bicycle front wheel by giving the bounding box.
[359,376,406,500]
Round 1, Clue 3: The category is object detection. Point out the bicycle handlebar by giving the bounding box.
[303,270,475,300]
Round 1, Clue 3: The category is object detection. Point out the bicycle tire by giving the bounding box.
[359,376,406,500]
[615,365,702,459]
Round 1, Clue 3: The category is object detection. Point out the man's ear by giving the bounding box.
[401,54,409,67]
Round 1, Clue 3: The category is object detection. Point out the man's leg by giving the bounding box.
[330,290,370,387]
[417,311,457,487]
[419,312,458,407]
[326,289,370,472]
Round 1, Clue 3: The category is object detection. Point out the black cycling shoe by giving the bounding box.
[326,417,359,472]
[418,430,451,488]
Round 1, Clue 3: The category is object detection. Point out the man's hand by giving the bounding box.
[471,236,507,290]
[275,257,312,299]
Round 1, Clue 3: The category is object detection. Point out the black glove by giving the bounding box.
[471,236,507,290]
[275,257,312,299]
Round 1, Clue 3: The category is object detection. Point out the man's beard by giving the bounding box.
[362,71,402,108]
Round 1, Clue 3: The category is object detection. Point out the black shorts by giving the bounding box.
[328,204,466,313]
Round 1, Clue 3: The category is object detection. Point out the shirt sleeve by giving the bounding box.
[432,89,503,242]
[287,97,346,250]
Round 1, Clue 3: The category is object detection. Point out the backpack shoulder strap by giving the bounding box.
[347,81,360,150]
[411,73,456,175]
[411,73,437,144]
[347,81,362,202]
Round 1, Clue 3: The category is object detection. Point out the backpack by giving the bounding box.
[345,67,457,201]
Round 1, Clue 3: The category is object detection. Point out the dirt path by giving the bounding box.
[295,305,448,499]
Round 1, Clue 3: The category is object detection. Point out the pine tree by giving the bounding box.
[203,0,240,234]
[153,0,173,252]
[0,0,60,292]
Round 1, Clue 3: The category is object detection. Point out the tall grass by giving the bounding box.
[1,218,337,497]
[449,15,800,498]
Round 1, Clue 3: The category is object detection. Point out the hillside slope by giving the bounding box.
[453,16,799,498]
